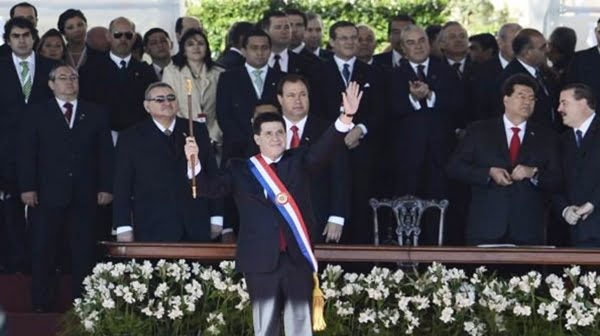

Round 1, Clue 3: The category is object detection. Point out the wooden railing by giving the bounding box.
[101,242,600,265]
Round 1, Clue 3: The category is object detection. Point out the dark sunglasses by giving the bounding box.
[147,94,177,103]
[113,32,134,40]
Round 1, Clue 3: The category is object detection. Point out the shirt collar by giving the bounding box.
[313,47,321,57]
[283,115,308,131]
[109,52,132,68]
[291,42,305,54]
[576,113,596,137]
[271,49,289,62]
[245,63,269,76]
[333,55,356,70]
[152,118,176,133]
[517,58,537,77]
[392,49,403,65]
[12,51,34,66]
[499,53,510,69]
[261,153,282,164]
[408,58,430,72]
[503,114,527,132]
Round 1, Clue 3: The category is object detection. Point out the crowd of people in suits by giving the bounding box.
[0,1,600,315]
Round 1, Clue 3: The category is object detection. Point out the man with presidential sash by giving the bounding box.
[184,76,361,336]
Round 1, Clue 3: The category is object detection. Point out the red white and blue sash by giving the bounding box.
[248,154,318,273]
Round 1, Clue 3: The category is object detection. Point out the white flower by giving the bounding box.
[168,306,183,320]
[358,308,376,324]
[440,307,455,323]
[102,298,115,309]
[513,304,531,317]
[155,282,169,298]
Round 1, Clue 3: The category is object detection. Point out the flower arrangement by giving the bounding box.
[61,260,600,335]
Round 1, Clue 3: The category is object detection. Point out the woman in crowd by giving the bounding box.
[37,28,66,61]
[162,28,225,156]
[58,9,88,69]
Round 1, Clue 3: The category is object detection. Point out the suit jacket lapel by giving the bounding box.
[580,116,600,154]
[262,68,279,99]
[517,124,536,163]
[72,102,84,129]
[301,116,316,146]
[50,100,72,132]
[494,118,512,166]
[326,61,346,92]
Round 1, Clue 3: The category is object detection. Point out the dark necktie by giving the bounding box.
[120,60,127,70]
[452,62,462,79]
[416,64,428,107]
[509,127,521,166]
[576,129,583,148]
[164,129,172,136]
[290,125,300,149]
[272,54,281,72]
[534,70,554,123]
[342,63,351,86]
[63,102,73,126]
[269,162,287,251]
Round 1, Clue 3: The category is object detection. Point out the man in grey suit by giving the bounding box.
[185,78,362,336]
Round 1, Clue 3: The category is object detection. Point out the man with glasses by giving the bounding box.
[79,16,157,144]
[310,21,384,244]
[113,82,222,243]
[567,18,600,105]
[17,64,114,312]
[0,17,55,274]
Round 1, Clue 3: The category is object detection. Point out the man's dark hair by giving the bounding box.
[10,2,37,18]
[227,21,254,48]
[512,28,543,56]
[285,9,307,27]
[143,27,170,47]
[252,112,285,135]
[173,28,217,70]
[329,21,357,40]
[388,14,415,35]
[261,10,287,31]
[276,73,310,95]
[426,24,442,44]
[242,28,271,48]
[502,73,539,97]
[57,9,87,35]
[549,27,577,58]
[3,17,38,44]
[563,83,597,110]
[469,33,499,55]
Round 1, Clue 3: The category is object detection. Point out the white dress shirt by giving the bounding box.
[502,114,526,146]
[109,52,132,69]
[269,49,290,72]
[245,63,269,98]
[499,53,510,69]
[574,113,596,138]
[291,42,306,54]
[12,52,35,85]
[408,58,437,109]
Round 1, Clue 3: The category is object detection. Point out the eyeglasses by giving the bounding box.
[147,94,177,103]
[113,32,134,40]
[55,75,79,82]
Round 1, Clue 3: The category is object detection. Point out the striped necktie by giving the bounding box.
[20,61,32,101]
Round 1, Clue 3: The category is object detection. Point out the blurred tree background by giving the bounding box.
[186,0,513,56]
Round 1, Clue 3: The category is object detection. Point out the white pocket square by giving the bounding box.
[363,83,371,88]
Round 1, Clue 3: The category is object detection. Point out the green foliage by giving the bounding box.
[187,0,512,55]
[188,0,449,55]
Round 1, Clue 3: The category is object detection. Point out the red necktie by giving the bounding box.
[269,162,287,252]
[509,127,520,166]
[290,125,300,149]
[63,102,73,126]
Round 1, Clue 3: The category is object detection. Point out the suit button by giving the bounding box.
[68,173,73,177]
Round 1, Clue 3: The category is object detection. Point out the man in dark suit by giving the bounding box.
[216,29,285,161]
[276,74,349,243]
[285,9,323,64]
[496,29,561,131]
[0,17,55,273]
[310,21,384,244]
[447,74,561,245]
[554,84,600,247]
[566,18,600,102]
[373,14,415,70]
[79,16,157,141]
[0,2,39,58]
[261,10,312,75]
[114,82,222,243]
[143,28,173,80]
[17,64,114,311]
[217,21,253,70]
[439,22,473,81]
[390,24,462,202]
[468,23,521,123]
[185,80,361,336]
[304,12,333,61]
